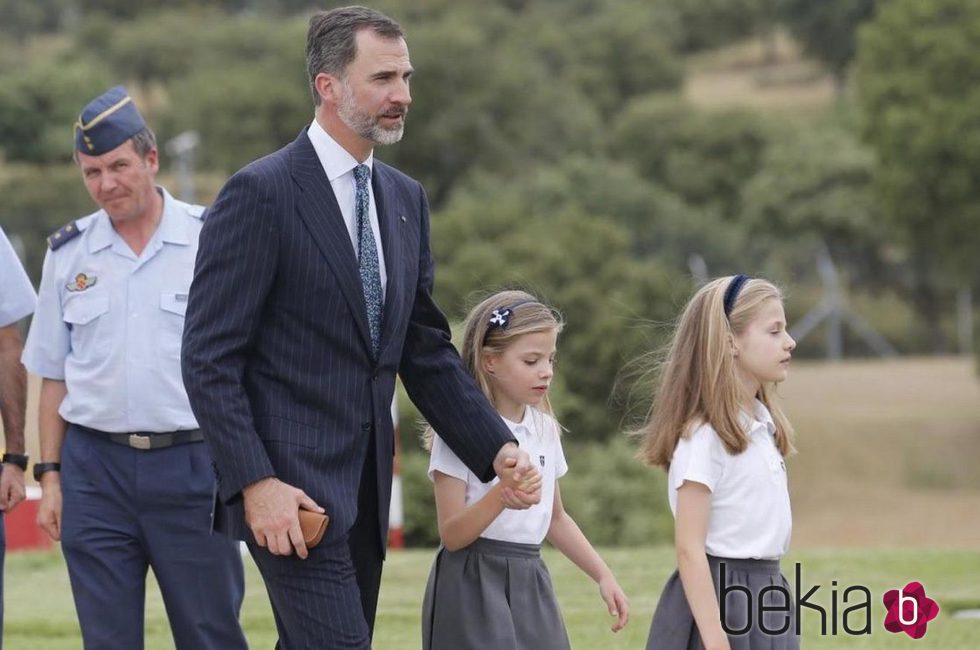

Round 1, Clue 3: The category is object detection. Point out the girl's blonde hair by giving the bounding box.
[637,276,794,468]
[423,290,564,450]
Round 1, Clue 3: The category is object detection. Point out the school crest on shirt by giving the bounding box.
[66,273,97,292]
[539,455,546,467]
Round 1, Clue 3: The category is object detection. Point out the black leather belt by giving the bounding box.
[75,425,204,450]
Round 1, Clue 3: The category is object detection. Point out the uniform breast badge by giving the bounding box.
[66,273,98,292]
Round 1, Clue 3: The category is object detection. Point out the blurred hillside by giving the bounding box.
[2,0,979,448]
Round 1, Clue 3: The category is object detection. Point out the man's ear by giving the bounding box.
[314,72,341,107]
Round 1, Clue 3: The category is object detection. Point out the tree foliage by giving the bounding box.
[430,181,678,441]
[740,120,889,286]
[858,0,980,346]
[780,0,875,88]
[0,60,111,164]
[0,0,973,435]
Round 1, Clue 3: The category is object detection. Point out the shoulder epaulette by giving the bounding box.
[47,221,83,251]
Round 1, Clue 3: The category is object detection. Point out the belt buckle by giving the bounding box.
[128,434,152,450]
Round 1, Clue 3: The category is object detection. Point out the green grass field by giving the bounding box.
[5,357,979,648]
[6,545,978,649]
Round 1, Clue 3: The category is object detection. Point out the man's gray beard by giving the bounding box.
[338,83,405,146]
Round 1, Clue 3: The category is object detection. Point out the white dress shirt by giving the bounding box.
[306,119,387,299]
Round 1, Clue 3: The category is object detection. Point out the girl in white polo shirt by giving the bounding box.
[421,290,629,650]
[638,276,799,650]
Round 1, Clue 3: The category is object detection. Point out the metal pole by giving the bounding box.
[165,131,200,204]
[958,286,973,355]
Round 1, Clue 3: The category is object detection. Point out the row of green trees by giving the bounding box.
[2,0,979,455]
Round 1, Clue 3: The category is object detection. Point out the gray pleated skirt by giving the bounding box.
[646,555,800,650]
[422,537,571,650]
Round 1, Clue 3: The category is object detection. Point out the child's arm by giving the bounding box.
[433,467,542,552]
[675,480,730,650]
[546,484,629,632]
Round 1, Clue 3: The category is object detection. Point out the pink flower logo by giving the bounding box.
[882,581,940,639]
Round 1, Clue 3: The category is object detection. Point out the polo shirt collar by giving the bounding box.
[739,399,777,438]
[501,407,536,436]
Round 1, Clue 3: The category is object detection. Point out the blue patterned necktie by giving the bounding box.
[353,164,383,355]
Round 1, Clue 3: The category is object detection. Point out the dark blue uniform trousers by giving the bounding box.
[60,424,247,650]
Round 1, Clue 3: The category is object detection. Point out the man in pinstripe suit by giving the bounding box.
[181,6,539,648]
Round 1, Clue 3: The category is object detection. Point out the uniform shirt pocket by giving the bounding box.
[63,292,109,325]
[62,292,111,361]
[160,292,189,317]
[159,292,189,357]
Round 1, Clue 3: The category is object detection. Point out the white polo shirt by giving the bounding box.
[428,407,567,545]
[668,400,792,560]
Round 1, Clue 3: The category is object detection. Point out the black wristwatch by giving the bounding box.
[33,462,61,481]
[1,453,29,471]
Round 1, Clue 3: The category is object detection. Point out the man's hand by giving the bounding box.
[37,474,62,541]
[493,443,542,509]
[496,456,543,508]
[0,464,26,514]
[242,477,324,559]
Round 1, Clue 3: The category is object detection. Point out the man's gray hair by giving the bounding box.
[131,126,157,158]
[306,5,404,106]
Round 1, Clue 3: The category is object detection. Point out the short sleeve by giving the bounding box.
[670,423,727,492]
[428,433,471,483]
[0,226,36,327]
[22,249,69,380]
[537,414,568,479]
[554,435,568,479]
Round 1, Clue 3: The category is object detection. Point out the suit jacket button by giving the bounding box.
[372,374,379,381]
[361,422,371,432]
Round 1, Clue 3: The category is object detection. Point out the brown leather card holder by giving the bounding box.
[298,509,329,548]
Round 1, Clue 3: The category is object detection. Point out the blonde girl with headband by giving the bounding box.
[639,276,800,650]
[421,290,629,650]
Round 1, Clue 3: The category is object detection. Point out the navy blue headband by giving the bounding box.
[483,299,539,343]
[723,275,751,317]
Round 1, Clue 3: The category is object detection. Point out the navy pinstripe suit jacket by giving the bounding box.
[181,128,513,550]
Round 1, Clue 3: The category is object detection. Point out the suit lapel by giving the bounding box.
[373,163,405,357]
[290,130,374,353]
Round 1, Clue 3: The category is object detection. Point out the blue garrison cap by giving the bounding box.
[74,86,146,155]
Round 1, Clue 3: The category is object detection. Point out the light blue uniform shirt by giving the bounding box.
[0,225,37,326]
[22,187,203,433]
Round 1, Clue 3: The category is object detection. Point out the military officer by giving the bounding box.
[21,86,247,650]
